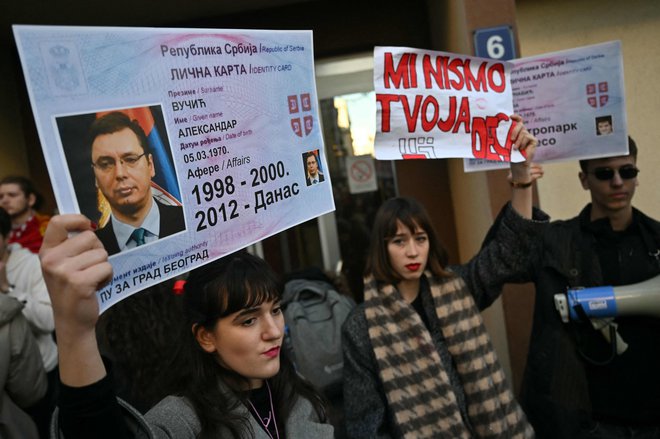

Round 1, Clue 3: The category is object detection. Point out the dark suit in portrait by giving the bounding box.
[96,200,184,256]
[306,172,325,186]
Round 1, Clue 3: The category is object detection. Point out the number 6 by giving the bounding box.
[487,35,505,59]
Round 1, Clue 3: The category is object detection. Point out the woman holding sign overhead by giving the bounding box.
[39,221,333,439]
[342,115,545,438]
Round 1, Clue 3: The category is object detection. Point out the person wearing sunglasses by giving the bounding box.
[89,112,185,256]
[512,137,660,439]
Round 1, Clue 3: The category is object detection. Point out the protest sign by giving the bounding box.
[13,25,334,312]
[373,46,524,163]
[464,41,627,171]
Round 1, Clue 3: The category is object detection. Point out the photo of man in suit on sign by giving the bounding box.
[86,110,185,255]
[303,150,325,186]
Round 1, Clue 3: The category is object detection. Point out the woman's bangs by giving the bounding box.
[386,211,423,238]
[242,282,280,310]
[220,268,281,316]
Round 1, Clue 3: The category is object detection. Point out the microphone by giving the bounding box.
[554,274,660,323]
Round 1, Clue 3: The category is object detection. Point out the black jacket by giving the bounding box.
[519,204,660,438]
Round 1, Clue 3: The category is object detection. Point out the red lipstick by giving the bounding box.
[406,263,421,272]
[263,347,280,358]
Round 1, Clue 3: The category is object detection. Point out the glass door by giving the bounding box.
[318,91,396,302]
[262,53,397,302]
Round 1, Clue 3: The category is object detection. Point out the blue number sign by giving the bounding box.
[474,26,516,61]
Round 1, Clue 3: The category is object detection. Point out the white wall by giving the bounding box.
[516,0,660,219]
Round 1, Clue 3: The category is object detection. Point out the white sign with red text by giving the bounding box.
[374,46,523,163]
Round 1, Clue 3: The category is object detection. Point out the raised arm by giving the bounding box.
[451,116,549,308]
[39,214,111,388]
[40,215,135,439]
[508,114,543,219]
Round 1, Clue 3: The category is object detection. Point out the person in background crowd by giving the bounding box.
[0,206,47,439]
[0,206,56,438]
[0,176,50,253]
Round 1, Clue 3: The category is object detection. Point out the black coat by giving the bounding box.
[519,204,660,438]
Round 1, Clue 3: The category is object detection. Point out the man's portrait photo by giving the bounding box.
[303,149,325,186]
[56,105,185,256]
[596,115,613,136]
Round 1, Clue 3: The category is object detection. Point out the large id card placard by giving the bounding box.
[14,25,334,312]
[464,41,627,171]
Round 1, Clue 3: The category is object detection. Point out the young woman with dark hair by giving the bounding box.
[39,216,333,439]
[341,116,546,438]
